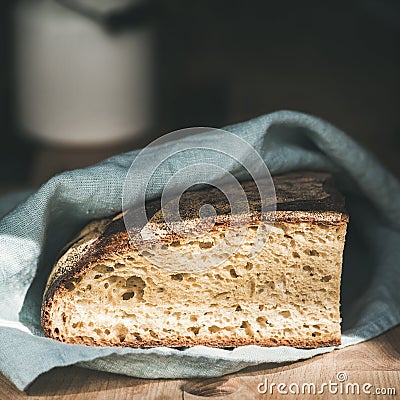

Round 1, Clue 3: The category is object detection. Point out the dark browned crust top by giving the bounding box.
[95,171,348,253]
[42,171,348,330]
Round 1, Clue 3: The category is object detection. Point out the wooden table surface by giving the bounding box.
[1,325,399,400]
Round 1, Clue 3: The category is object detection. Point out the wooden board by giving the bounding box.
[1,325,399,400]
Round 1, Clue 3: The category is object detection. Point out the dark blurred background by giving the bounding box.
[1,0,399,194]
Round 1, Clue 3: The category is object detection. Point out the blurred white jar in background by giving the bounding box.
[14,0,154,146]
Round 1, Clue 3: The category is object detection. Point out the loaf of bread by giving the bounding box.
[41,171,348,348]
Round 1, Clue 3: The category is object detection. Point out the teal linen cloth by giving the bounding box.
[1,111,399,391]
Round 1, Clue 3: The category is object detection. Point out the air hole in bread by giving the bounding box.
[192,283,201,289]
[245,262,253,270]
[240,321,254,336]
[249,280,255,297]
[256,317,268,327]
[208,325,222,333]
[122,292,134,300]
[279,310,291,318]
[149,330,158,339]
[214,291,229,299]
[64,282,75,291]
[199,241,213,249]
[125,276,145,299]
[188,326,200,335]
[229,268,239,278]
[93,264,114,273]
[321,275,332,282]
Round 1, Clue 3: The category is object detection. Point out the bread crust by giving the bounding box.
[45,331,340,349]
[41,171,348,348]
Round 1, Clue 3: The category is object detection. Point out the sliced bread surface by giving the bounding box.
[42,172,348,348]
